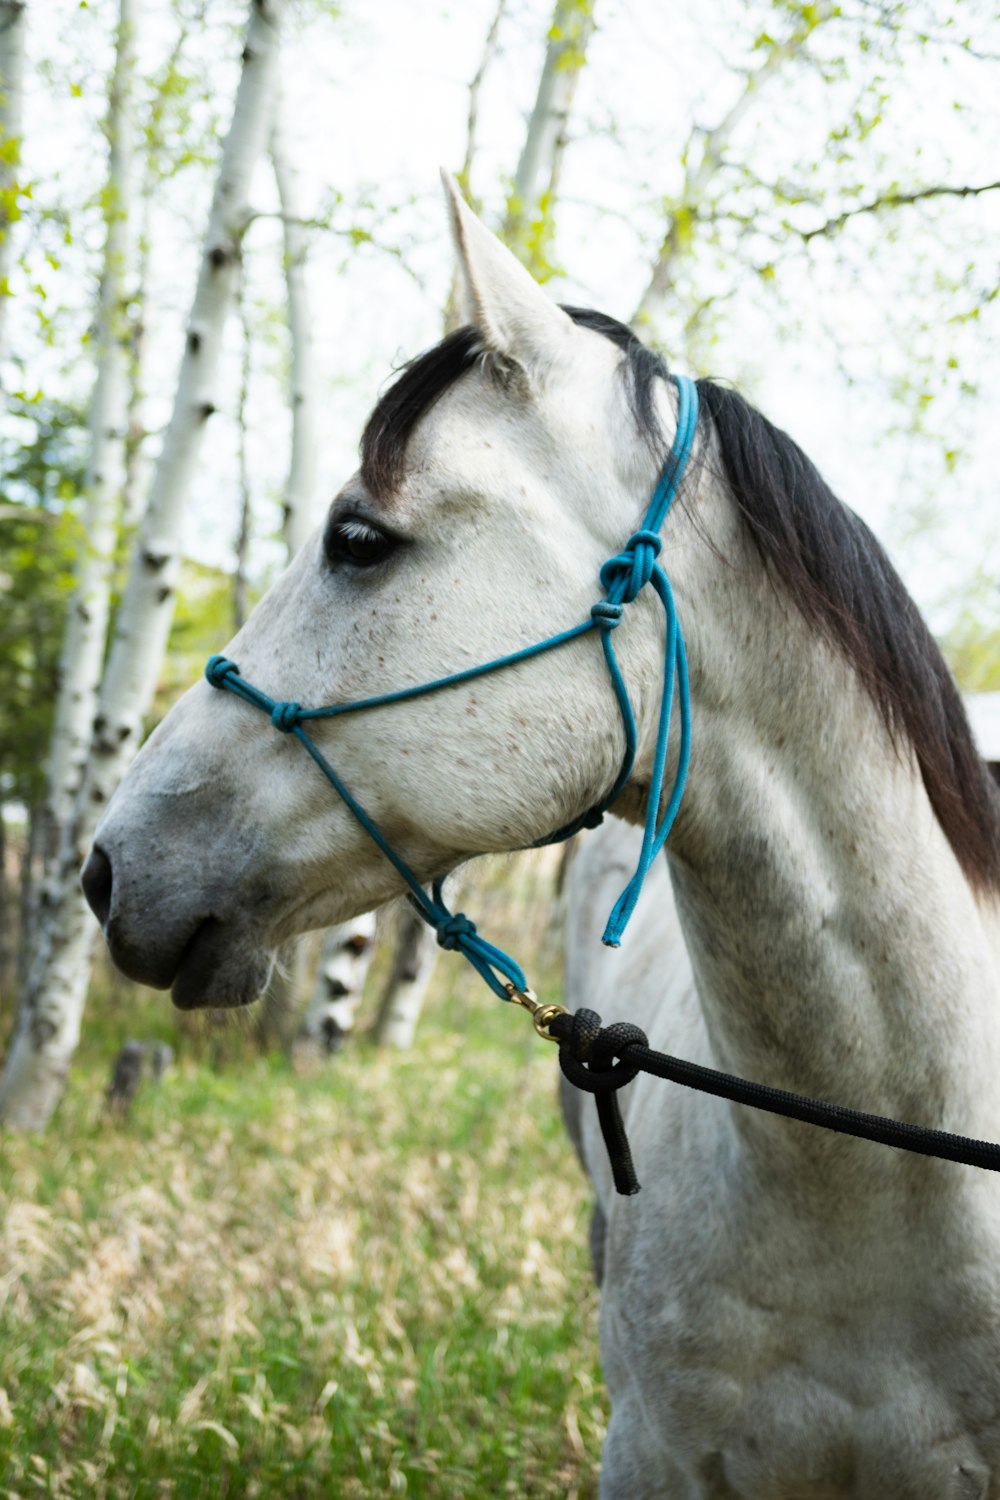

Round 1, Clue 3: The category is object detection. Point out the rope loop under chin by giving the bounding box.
[435,911,478,952]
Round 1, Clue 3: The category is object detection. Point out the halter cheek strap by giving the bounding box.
[205,374,699,999]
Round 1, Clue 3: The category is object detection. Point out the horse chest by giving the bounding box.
[599,1163,1000,1499]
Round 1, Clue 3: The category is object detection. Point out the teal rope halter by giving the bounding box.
[205,374,699,1000]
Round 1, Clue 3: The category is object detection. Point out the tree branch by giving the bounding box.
[458,0,508,198]
[799,180,1000,242]
[242,208,423,283]
[502,0,596,278]
[633,1,838,329]
[443,0,510,332]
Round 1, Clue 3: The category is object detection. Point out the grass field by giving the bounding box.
[0,872,607,1498]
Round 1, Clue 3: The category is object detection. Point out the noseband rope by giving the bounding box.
[206,372,1000,1196]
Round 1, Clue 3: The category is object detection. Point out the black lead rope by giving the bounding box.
[549,1008,1000,1197]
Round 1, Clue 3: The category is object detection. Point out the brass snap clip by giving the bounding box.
[504,982,568,1043]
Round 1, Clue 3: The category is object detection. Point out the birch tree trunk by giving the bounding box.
[15,803,42,997]
[271,88,318,557]
[0,0,27,368]
[232,270,253,631]
[298,914,377,1054]
[120,187,151,533]
[633,5,835,332]
[0,0,286,1130]
[45,0,136,848]
[120,14,195,533]
[0,804,12,999]
[84,0,282,807]
[373,907,439,1051]
[502,0,595,277]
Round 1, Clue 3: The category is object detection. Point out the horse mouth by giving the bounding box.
[83,837,277,1009]
[170,917,274,1011]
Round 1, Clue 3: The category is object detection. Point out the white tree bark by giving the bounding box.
[120,183,151,532]
[502,0,595,274]
[45,0,137,843]
[633,5,835,331]
[120,13,195,532]
[0,0,27,368]
[0,0,286,1130]
[298,914,377,1053]
[84,0,282,809]
[373,907,439,1051]
[232,268,253,630]
[270,85,318,557]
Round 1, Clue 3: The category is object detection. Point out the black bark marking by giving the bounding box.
[31,1017,57,1047]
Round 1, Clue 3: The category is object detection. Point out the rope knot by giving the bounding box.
[271,701,302,733]
[599,529,663,604]
[555,1008,648,1093]
[205,655,239,689]
[590,601,623,629]
[436,911,477,952]
[552,1008,649,1197]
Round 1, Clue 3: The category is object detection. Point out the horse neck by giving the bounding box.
[629,468,1000,1153]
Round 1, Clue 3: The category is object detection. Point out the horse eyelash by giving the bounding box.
[337,518,384,543]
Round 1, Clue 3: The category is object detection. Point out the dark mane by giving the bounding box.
[360,311,1000,893]
[696,379,1000,893]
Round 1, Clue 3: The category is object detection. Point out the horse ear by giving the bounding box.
[441,168,575,375]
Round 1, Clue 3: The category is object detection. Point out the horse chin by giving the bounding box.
[169,918,274,1011]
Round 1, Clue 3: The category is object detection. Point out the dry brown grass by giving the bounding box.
[1,858,607,1498]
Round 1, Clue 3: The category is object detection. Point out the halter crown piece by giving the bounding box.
[206,374,699,1001]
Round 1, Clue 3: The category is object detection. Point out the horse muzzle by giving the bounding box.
[81,831,274,1010]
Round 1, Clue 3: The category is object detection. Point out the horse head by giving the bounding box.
[82,177,695,1010]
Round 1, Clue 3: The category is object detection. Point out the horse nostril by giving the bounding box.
[81,844,114,927]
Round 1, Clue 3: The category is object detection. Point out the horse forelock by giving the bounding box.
[360,326,484,501]
[358,306,670,502]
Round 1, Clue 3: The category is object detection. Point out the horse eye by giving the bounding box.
[324,516,398,570]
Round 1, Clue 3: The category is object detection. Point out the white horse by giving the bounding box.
[83,179,1000,1497]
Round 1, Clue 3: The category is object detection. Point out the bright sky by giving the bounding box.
[7,0,1000,638]
[967,693,1000,761]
